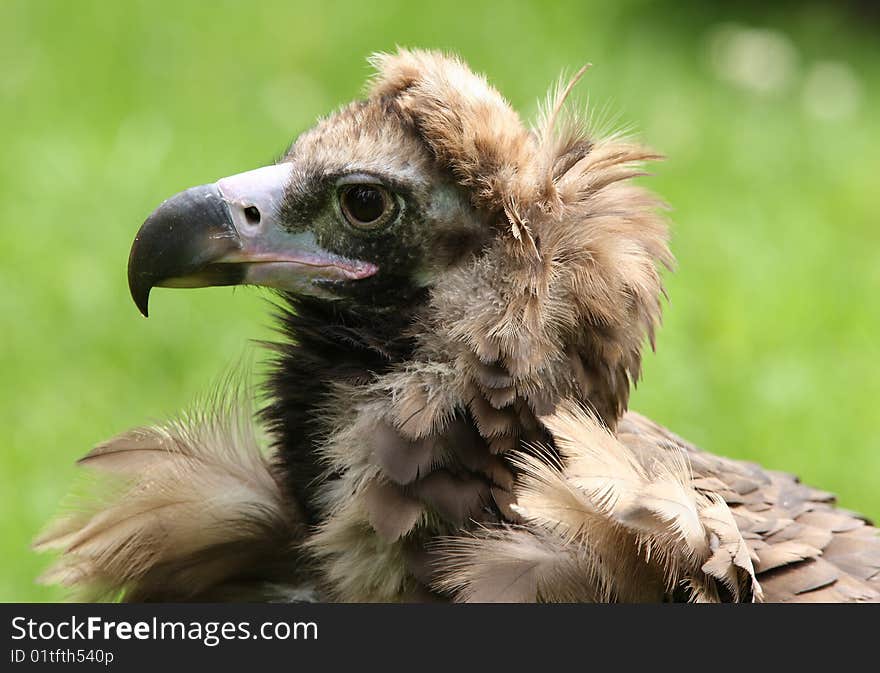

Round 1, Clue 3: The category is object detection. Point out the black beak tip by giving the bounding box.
[128,261,153,318]
[131,286,151,318]
[128,225,162,318]
[126,184,234,318]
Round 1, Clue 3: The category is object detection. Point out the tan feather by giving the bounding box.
[368,421,437,485]
[362,478,424,543]
[433,528,602,603]
[540,402,707,560]
[754,541,822,573]
[699,495,763,602]
[411,470,491,525]
[34,388,305,601]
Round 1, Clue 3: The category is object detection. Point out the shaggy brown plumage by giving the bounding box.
[37,49,880,603]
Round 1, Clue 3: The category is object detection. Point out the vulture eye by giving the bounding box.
[339,184,395,230]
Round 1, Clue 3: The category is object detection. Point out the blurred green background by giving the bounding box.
[1,0,878,601]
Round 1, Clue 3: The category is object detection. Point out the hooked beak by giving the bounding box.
[128,163,378,316]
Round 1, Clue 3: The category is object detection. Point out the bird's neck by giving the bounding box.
[260,294,423,524]
[260,291,611,600]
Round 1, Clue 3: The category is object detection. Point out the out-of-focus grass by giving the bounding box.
[0,1,877,601]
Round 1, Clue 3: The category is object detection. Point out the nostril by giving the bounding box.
[243,205,261,224]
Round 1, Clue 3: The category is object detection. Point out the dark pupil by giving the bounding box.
[345,185,385,223]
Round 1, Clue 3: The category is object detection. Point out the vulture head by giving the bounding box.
[128,89,484,317]
[130,48,669,425]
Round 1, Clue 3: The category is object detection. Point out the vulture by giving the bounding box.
[36,49,880,603]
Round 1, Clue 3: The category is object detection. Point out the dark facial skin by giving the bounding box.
[279,170,433,308]
[311,189,493,314]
